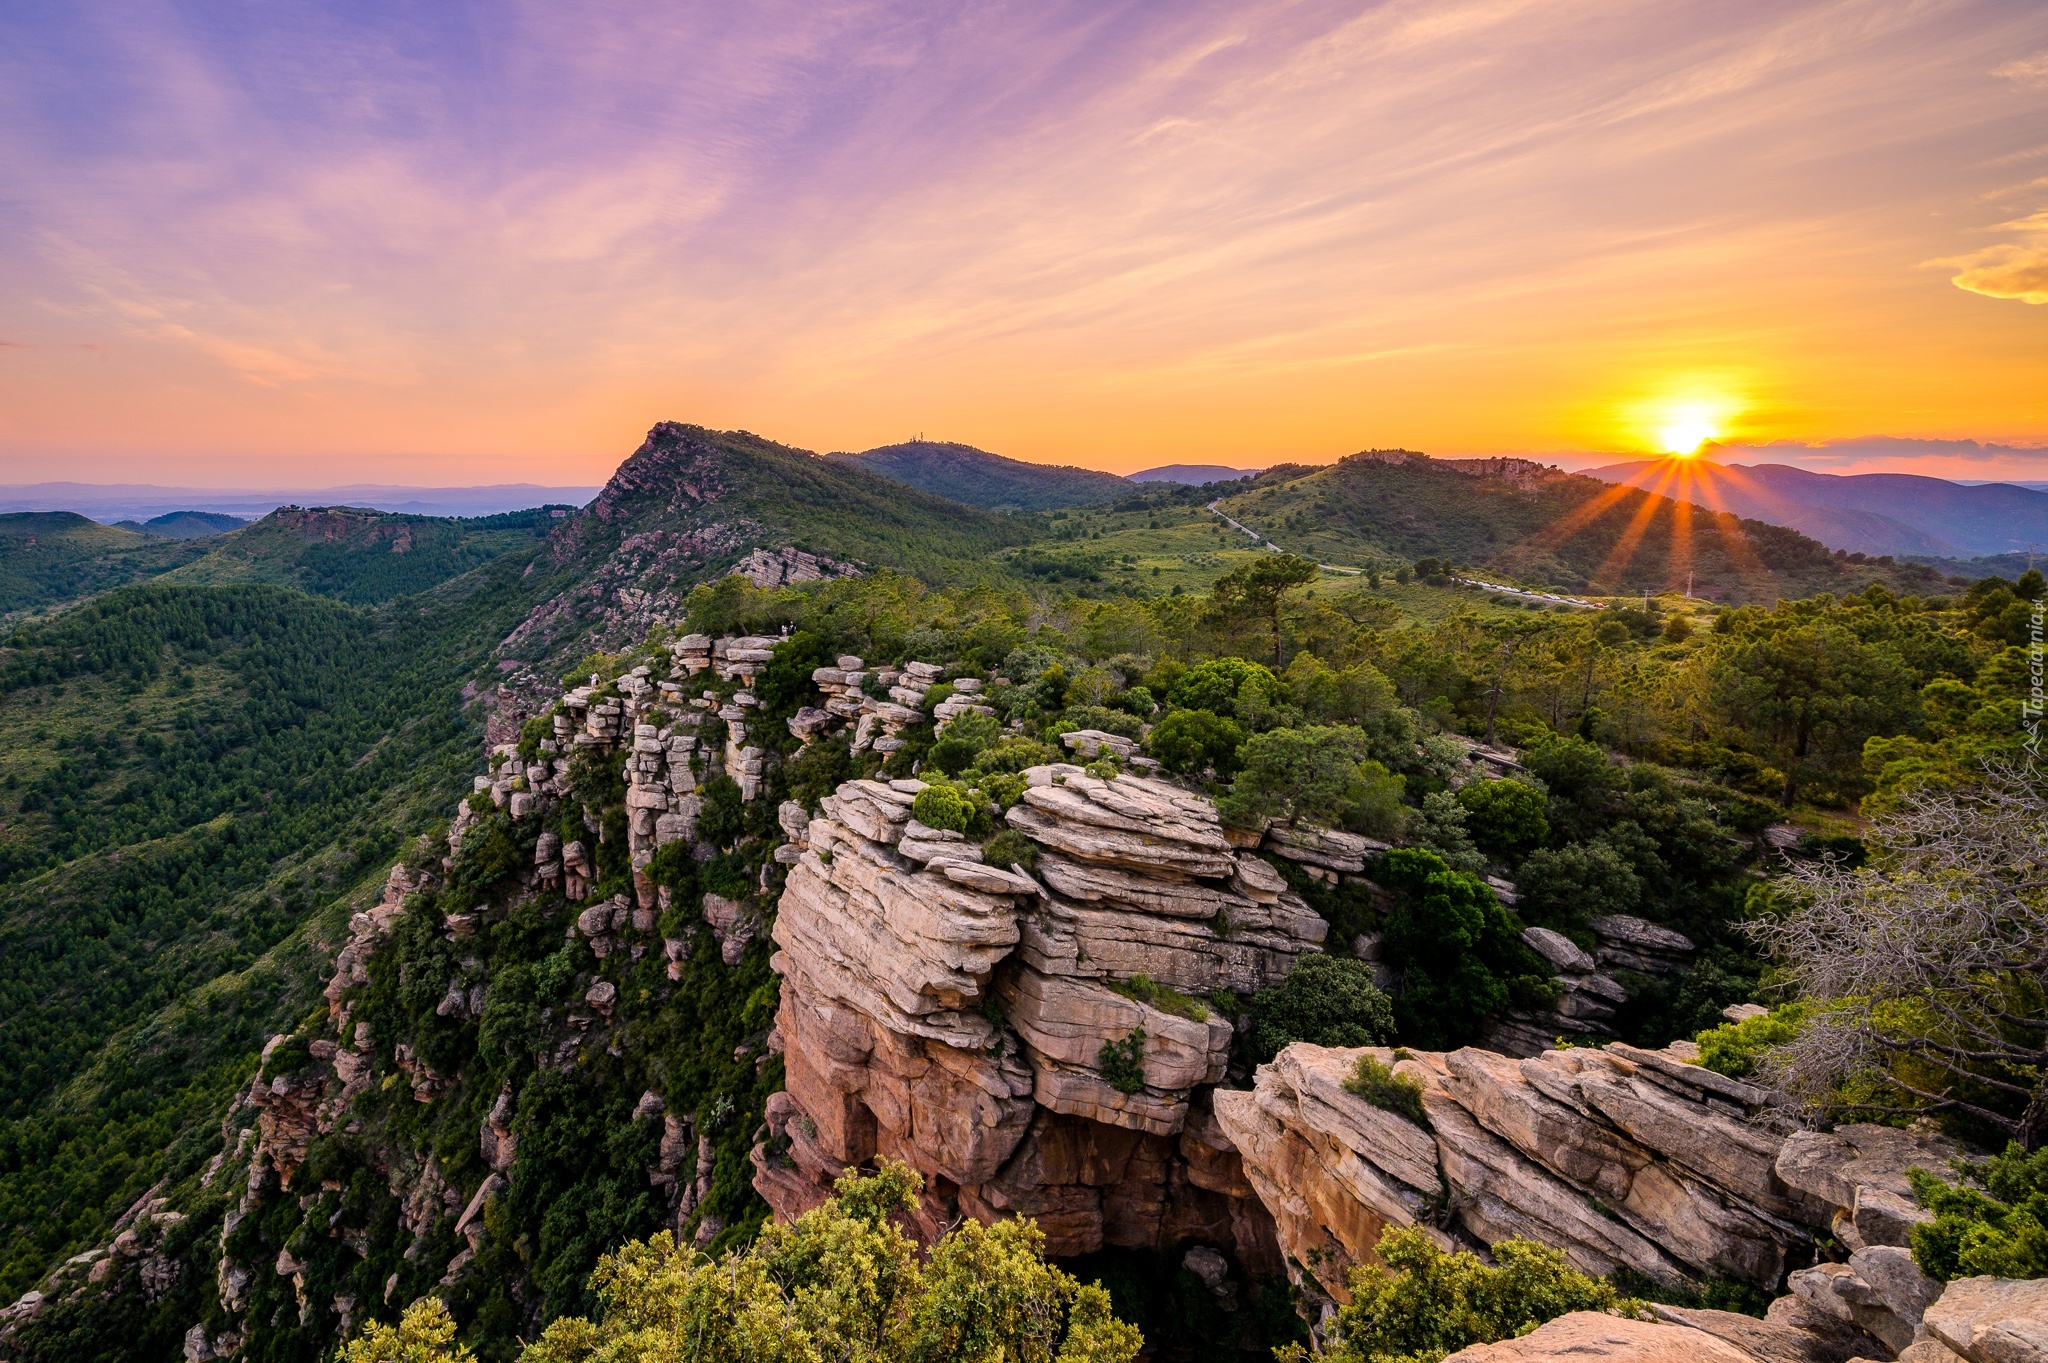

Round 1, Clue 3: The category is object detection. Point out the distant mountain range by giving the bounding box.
[0,481,602,522]
[1582,457,2048,559]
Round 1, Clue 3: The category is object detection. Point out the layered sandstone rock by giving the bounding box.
[1212,1038,1960,1314]
[756,763,1328,1266]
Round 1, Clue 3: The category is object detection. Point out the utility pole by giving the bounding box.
[1686,572,1693,599]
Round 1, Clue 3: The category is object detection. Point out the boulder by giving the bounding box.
[1588,914,1696,973]
[1443,1313,1760,1363]
[1773,1124,1964,1242]
[1922,1277,2048,1363]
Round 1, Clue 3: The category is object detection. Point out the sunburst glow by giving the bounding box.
[1657,406,1722,456]
[1621,388,1746,458]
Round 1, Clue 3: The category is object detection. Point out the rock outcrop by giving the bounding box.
[1212,1039,1962,1316]
[1443,1313,1761,1363]
[755,763,1326,1267]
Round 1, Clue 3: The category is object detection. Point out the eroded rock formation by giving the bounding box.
[754,763,1326,1268]
[1213,1038,1966,1349]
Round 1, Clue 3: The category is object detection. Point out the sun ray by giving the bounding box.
[1588,463,1684,592]
[1494,476,1645,571]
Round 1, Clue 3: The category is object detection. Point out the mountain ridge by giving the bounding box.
[828,438,1131,511]
[500,423,1040,666]
[1582,457,2048,558]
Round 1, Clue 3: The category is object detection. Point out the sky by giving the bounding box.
[0,0,2044,486]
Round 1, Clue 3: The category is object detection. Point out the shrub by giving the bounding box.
[1693,1002,1811,1079]
[1147,709,1244,777]
[1378,849,1549,1050]
[696,774,745,849]
[1106,974,1208,1021]
[1910,1143,2048,1281]
[928,735,981,777]
[343,1298,471,1363]
[1054,704,1145,740]
[1167,656,1277,718]
[447,812,523,906]
[981,828,1039,874]
[1515,839,1640,934]
[644,840,699,895]
[258,1037,314,1083]
[1454,779,1549,862]
[911,783,978,833]
[522,1161,1142,1363]
[1343,1054,1428,1128]
[1284,1226,1637,1363]
[701,851,753,901]
[785,737,852,812]
[1244,957,1396,1064]
[1098,1030,1147,1094]
[976,735,1059,774]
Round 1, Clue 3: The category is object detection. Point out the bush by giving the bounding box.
[697,774,745,849]
[701,851,753,900]
[981,828,1039,874]
[1167,656,1277,718]
[523,1161,1142,1363]
[1515,839,1640,934]
[911,783,977,834]
[644,840,699,895]
[1454,779,1549,862]
[785,737,852,812]
[342,1298,471,1363]
[1378,849,1549,1050]
[1693,1002,1811,1079]
[1343,1054,1428,1128]
[1098,1030,1147,1094]
[258,1037,314,1083]
[1244,957,1396,1064]
[1146,709,1244,777]
[1910,1143,2048,1281]
[928,735,981,777]
[1285,1226,1636,1363]
[1055,704,1145,740]
[1106,974,1208,1021]
[976,735,1059,774]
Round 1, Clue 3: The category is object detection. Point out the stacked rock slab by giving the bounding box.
[755,764,1327,1266]
[1213,1039,1965,1324]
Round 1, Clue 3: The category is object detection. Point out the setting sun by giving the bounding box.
[1613,385,1747,459]
[1657,405,1723,456]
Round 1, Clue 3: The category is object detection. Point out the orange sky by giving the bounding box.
[0,0,2043,485]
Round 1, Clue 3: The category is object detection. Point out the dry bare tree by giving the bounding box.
[1751,761,2048,1147]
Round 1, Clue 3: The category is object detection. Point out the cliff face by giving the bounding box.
[756,763,1326,1272]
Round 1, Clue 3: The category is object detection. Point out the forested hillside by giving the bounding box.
[0,552,568,1310]
[0,514,209,620]
[162,506,569,605]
